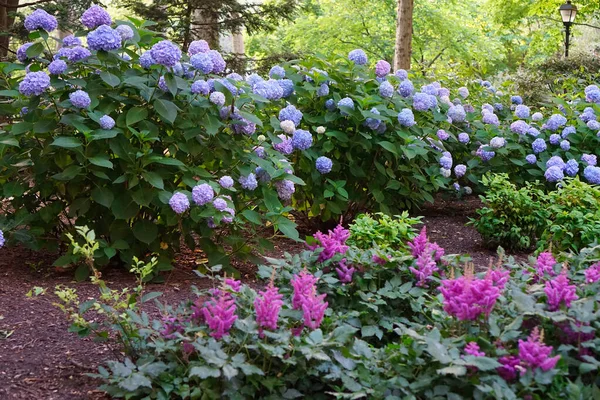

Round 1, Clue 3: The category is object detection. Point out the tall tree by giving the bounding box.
[394,0,413,70]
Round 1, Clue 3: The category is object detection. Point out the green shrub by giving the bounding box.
[346,211,421,250]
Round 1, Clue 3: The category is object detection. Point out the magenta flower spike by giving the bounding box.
[535,251,557,280]
[254,283,284,337]
[201,291,238,339]
[518,328,560,372]
[544,269,578,311]
[336,259,355,283]
[408,226,428,258]
[464,342,485,357]
[409,243,439,287]
[301,288,328,330]
[584,262,600,283]
[291,271,318,310]
[308,224,350,262]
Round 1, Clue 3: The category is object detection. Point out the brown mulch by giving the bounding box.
[0,199,531,399]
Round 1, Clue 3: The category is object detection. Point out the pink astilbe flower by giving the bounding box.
[336,259,355,283]
[225,278,242,292]
[301,288,328,330]
[497,355,520,381]
[371,254,388,265]
[254,283,284,337]
[201,291,238,339]
[291,271,318,310]
[518,328,560,372]
[535,251,557,280]
[439,265,501,321]
[584,262,600,283]
[408,227,444,260]
[544,269,578,311]
[486,268,510,290]
[409,243,440,287]
[308,224,350,262]
[464,342,485,357]
[160,316,184,339]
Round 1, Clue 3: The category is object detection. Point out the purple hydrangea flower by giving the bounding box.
[210,91,226,106]
[544,114,567,131]
[532,112,543,121]
[169,192,190,214]
[398,79,414,97]
[62,35,81,47]
[582,154,597,166]
[515,104,530,119]
[255,167,270,182]
[24,9,58,32]
[413,93,432,111]
[395,69,408,80]
[476,145,495,161]
[532,138,547,154]
[510,120,530,135]
[151,40,182,67]
[157,76,168,92]
[482,104,494,113]
[586,88,600,103]
[239,173,258,190]
[190,53,213,74]
[21,107,28,116]
[562,126,576,138]
[254,146,266,159]
[192,183,214,205]
[365,108,381,130]
[379,81,394,98]
[191,79,210,95]
[269,65,285,78]
[219,176,234,188]
[549,134,561,145]
[560,140,570,151]
[437,129,449,141]
[325,99,336,111]
[188,40,209,56]
[61,46,91,62]
[279,105,303,127]
[316,156,333,174]
[490,136,506,148]
[440,155,453,169]
[317,83,330,97]
[17,43,33,63]
[375,60,391,77]
[48,59,67,75]
[207,50,226,73]
[81,5,111,29]
[348,49,367,65]
[18,71,50,96]
[580,107,596,122]
[292,130,312,150]
[454,164,466,178]
[337,97,355,115]
[212,198,228,211]
[0,230,4,248]
[231,114,256,135]
[275,179,295,200]
[115,24,134,41]
[526,154,537,164]
[253,79,283,100]
[587,120,600,130]
[545,166,564,182]
[482,111,499,126]
[458,87,469,98]
[273,134,293,155]
[139,51,155,69]
[527,127,540,137]
[69,90,91,109]
[448,104,466,123]
[565,159,579,176]
[87,25,122,51]
[99,115,115,130]
[398,108,415,127]
[511,95,523,105]
[584,165,600,184]
[458,132,470,143]
[546,156,565,170]
[222,208,235,224]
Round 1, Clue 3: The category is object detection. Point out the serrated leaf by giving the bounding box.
[100,71,121,87]
[118,372,152,391]
[51,136,82,149]
[133,220,158,244]
[89,156,113,169]
[154,99,178,124]
[91,187,114,208]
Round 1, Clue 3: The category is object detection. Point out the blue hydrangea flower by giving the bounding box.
[587,120,600,130]
[87,25,122,51]
[316,156,333,174]
[527,127,540,137]
[438,88,450,97]
[21,107,29,116]
[549,134,561,145]
[18,71,50,96]
[454,164,466,178]
[532,138,546,154]
[584,166,600,184]
[253,79,283,100]
[565,159,579,176]
[0,229,4,248]
[192,183,214,205]
[515,104,530,119]
[412,93,432,112]
[490,137,506,148]
[447,104,466,123]
[510,120,529,135]
[255,167,270,182]
[458,87,469,98]
[69,90,91,108]
[375,60,391,77]
[151,40,182,67]
[219,176,234,188]
[24,9,58,32]
[314,83,329,97]
[526,154,537,164]
[169,192,190,214]
[545,166,564,182]
[531,112,543,121]
[291,129,312,150]
[219,78,241,96]
[99,115,115,130]
[60,46,91,62]
[115,24,134,41]
[560,140,570,151]
[440,168,451,178]
[62,35,81,47]
[482,104,494,113]
[188,40,210,56]
[586,87,600,103]
[207,50,226,73]
[190,53,213,74]
[279,105,303,126]
[379,81,393,98]
[239,173,258,190]
[546,156,565,170]
[273,134,293,155]
[398,108,415,127]
[398,79,414,98]
[275,179,295,200]
[231,114,256,135]
[544,114,567,131]
[212,198,228,211]
[376,122,387,134]
[365,108,381,130]
[562,126,576,138]
[278,79,294,97]
[582,154,597,166]
[325,99,336,111]
[191,80,210,95]
[458,132,470,143]
[439,155,453,169]
[254,146,266,159]
[210,91,226,106]
[511,95,523,105]
[437,129,449,141]
[482,111,500,126]
[48,59,67,75]
[246,73,263,88]
[157,76,169,92]
[493,103,503,111]
[476,145,495,161]
[395,69,408,80]
[269,65,285,78]
[580,107,596,122]
[221,208,235,224]
[81,5,111,29]
[17,43,33,63]
[348,49,367,65]
[337,97,355,115]
[139,51,155,69]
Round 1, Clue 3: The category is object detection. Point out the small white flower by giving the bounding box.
[257,134,266,142]
[464,186,473,195]
[440,168,451,178]
[280,120,295,134]
[316,126,326,134]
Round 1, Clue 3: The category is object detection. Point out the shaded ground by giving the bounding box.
[0,200,531,399]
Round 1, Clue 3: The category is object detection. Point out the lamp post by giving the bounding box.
[559,1,578,57]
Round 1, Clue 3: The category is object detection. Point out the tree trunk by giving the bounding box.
[191,7,219,50]
[394,0,413,71]
[0,0,19,59]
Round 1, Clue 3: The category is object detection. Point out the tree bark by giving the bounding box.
[394,0,413,71]
[0,0,19,59]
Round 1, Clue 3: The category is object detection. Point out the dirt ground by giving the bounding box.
[0,198,529,399]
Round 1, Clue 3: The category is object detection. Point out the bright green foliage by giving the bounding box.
[469,174,549,251]
[347,212,421,250]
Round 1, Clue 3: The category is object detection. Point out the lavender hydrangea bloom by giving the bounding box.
[375,60,391,77]
[476,145,495,161]
[531,112,543,121]
[21,107,28,115]
[490,137,506,148]
[532,138,547,154]
[546,156,565,170]
[279,79,294,97]
[191,80,210,95]
[190,53,213,74]
[316,156,333,174]
[526,154,537,164]
[379,81,393,98]
[17,43,33,62]
[515,104,530,119]
[413,93,432,111]
[157,76,168,92]
[273,134,293,154]
[219,176,234,188]
[231,114,256,135]
[438,88,450,97]
[24,9,58,32]
[365,108,381,130]
[254,79,283,100]
[337,97,355,115]
[325,99,336,111]
[587,120,600,130]
[115,24,134,41]
[151,40,182,67]
[447,104,466,123]
[565,159,579,176]
[458,132,470,143]
[440,168,451,178]
[207,50,226,73]
[269,65,285,78]
[192,183,214,205]
[188,40,209,56]
[255,167,270,182]
[275,180,295,200]
[279,105,303,126]
[395,69,408,80]
[69,90,91,108]
[317,83,330,97]
[437,129,449,141]
[586,88,600,103]
[398,79,414,98]
[239,173,258,190]
[560,140,570,151]
[584,166,600,184]
[458,87,469,98]
[511,95,523,105]
[63,46,91,62]
[510,120,529,135]
[454,164,466,178]
[48,59,67,75]
[545,166,564,182]
[210,92,226,106]
[99,115,115,130]
[440,155,453,169]
[0,230,4,248]
[62,35,81,47]
[348,49,367,65]
[87,25,122,51]
[398,109,416,127]
[254,146,266,159]
[527,127,540,137]
[549,134,561,145]
[19,71,50,96]
[482,111,500,126]
[81,5,111,29]
[562,126,576,138]
[582,154,597,166]
[544,114,567,131]
[212,198,228,211]
[169,193,190,214]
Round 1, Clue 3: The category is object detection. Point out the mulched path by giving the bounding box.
[0,199,530,399]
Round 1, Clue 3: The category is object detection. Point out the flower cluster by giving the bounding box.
[254,282,284,337]
[309,224,350,262]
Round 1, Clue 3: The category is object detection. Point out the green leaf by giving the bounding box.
[100,71,121,87]
[142,171,164,189]
[26,42,44,58]
[275,217,299,241]
[154,99,178,124]
[133,220,158,244]
[378,141,398,155]
[126,107,148,126]
[463,356,501,371]
[222,365,238,380]
[241,210,262,225]
[52,165,82,181]
[0,136,19,147]
[165,73,178,97]
[89,156,113,169]
[118,372,152,391]
[91,187,115,208]
[141,292,162,303]
[51,136,82,149]
[189,366,221,379]
[74,264,90,282]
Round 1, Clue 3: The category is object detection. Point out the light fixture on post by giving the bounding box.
[559,0,578,57]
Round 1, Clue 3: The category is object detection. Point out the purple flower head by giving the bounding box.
[301,288,328,330]
[464,342,485,357]
[395,69,408,80]
[514,104,530,119]
[458,132,470,143]
[587,120,600,130]
[409,243,440,287]
[398,79,414,97]
[486,268,510,290]
[212,198,228,212]
[532,138,546,154]
[582,154,597,166]
[438,88,450,97]
[48,59,67,75]
[316,156,333,174]
[115,24,134,41]
[375,60,391,77]
[151,40,182,67]
[317,83,330,97]
[219,176,234,189]
[309,224,350,262]
[139,51,155,69]
[584,165,600,184]
[434,129,448,141]
[413,92,433,111]
[365,107,382,130]
[546,156,565,170]
[448,104,466,123]
[188,40,209,56]
[536,251,557,280]
[532,112,543,121]
[87,25,122,51]
[207,50,226,73]
[559,139,570,151]
[439,269,501,320]
[99,115,115,130]
[291,271,318,310]
[231,114,256,135]
[518,328,560,371]
[24,9,58,32]
[157,76,168,92]
[379,81,394,98]
[62,35,81,47]
[545,270,578,311]
[325,99,336,111]
[20,107,28,116]
[254,283,284,336]
[584,262,600,283]
[511,95,523,105]
[454,164,466,178]
[278,105,303,127]
[169,192,190,214]
[458,87,469,98]
[510,120,530,135]
[490,136,506,149]
[269,65,285,79]
[17,43,33,63]
[440,155,453,169]
[482,111,500,126]
[545,166,564,182]
[562,126,576,138]
[337,97,355,115]
[190,52,213,74]
[543,114,567,131]
[159,315,183,339]
[81,5,111,29]
[239,173,258,190]
[336,259,355,283]
[69,90,91,108]
[476,145,496,161]
[210,91,226,106]
[564,159,579,176]
[202,291,237,339]
[275,179,295,200]
[526,154,537,164]
[348,49,367,65]
[291,129,313,150]
[192,183,214,205]
[408,227,444,261]
[191,80,210,95]
[497,356,520,381]
[398,108,415,127]
[253,79,283,100]
[18,71,50,96]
